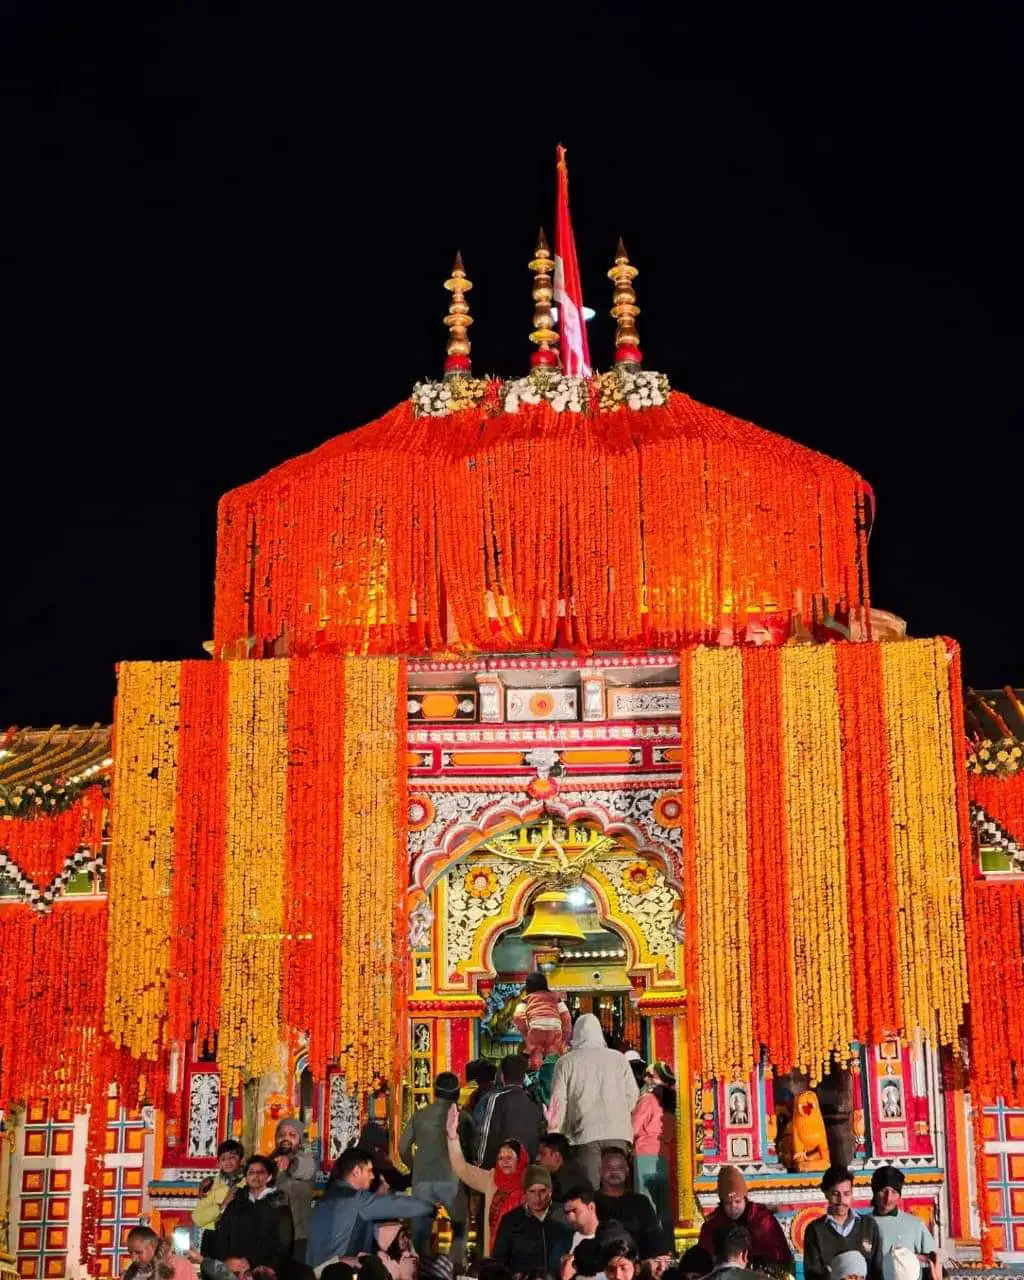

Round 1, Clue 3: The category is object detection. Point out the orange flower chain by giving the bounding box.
[212,394,872,657]
[681,638,970,1084]
[101,655,409,1094]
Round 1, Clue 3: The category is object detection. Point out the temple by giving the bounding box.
[2,202,1024,1280]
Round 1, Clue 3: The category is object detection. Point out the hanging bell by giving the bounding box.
[521,889,587,943]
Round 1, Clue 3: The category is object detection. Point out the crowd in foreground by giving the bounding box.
[124,1010,942,1280]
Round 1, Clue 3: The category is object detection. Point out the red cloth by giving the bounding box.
[554,145,591,376]
[698,1200,794,1267]
[489,1145,528,1245]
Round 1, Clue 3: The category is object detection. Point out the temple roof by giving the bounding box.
[0,725,111,812]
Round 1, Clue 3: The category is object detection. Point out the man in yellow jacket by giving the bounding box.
[193,1141,246,1242]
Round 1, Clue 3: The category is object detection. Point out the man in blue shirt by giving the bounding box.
[870,1167,939,1279]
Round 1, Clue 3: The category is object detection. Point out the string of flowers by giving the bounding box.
[284,656,346,1078]
[218,660,289,1086]
[690,646,752,1080]
[214,391,871,659]
[168,662,230,1044]
[105,661,180,1061]
[781,644,852,1081]
[741,647,796,1071]
[680,638,967,1086]
[835,643,903,1042]
[0,785,105,888]
[339,657,407,1093]
[881,638,968,1048]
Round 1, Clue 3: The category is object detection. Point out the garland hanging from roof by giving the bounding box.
[681,637,968,1084]
[104,655,408,1092]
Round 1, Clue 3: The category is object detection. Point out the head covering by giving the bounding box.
[434,1070,461,1100]
[652,1060,676,1086]
[831,1252,868,1280]
[571,1012,607,1049]
[716,1165,748,1199]
[623,1049,642,1062]
[822,1164,853,1194]
[883,1248,920,1280]
[524,1164,552,1191]
[489,1142,529,1244]
[275,1116,305,1144]
[871,1166,905,1194]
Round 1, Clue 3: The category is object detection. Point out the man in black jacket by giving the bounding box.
[493,1166,573,1276]
[476,1055,545,1169]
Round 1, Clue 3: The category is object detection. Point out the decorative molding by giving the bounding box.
[971,802,1024,871]
[506,688,578,722]
[327,1077,359,1163]
[186,1073,221,1159]
[607,687,681,719]
[0,845,103,913]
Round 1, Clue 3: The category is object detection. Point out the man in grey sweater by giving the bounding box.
[273,1117,317,1262]
[398,1072,473,1262]
[549,1015,639,1189]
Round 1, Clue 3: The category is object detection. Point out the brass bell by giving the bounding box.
[521,889,587,943]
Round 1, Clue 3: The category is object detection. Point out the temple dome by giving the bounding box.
[213,390,872,657]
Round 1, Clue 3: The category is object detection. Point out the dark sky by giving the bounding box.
[3,3,1021,727]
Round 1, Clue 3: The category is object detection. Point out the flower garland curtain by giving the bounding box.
[213,393,872,658]
[104,655,407,1092]
[0,786,105,887]
[681,637,969,1083]
[970,771,1024,847]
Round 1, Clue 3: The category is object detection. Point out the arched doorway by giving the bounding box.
[404,807,698,1225]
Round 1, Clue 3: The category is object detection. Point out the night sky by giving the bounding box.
[3,3,1021,727]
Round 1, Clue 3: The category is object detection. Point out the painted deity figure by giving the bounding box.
[778,1089,830,1172]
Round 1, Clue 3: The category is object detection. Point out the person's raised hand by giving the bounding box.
[445,1103,459,1140]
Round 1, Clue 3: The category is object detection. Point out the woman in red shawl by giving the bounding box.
[446,1104,527,1253]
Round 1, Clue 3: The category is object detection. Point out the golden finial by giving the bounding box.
[528,228,559,370]
[608,237,641,369]
[443,252,473,379]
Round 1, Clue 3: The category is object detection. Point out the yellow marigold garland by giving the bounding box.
[219,660,288,1085]
[780,645,852,1082]
[691,647,751,1081]
[105,660,180,1059]
[881,638,968,1047]
[340,656,404,1092]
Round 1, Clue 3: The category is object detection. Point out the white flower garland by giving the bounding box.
[410,368,671,418]
[502,372,588,415]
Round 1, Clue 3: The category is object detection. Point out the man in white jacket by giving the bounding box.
[549,1013,639,1189]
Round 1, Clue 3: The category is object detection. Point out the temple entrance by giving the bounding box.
[480,884,649,1061]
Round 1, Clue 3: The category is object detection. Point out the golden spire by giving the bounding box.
[443,252,473,379]
[608,237,641,369]
[528,228,559,370]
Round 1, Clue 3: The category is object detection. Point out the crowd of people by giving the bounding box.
[125,1004,942,1280]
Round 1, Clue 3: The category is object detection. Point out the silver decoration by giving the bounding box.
[187,1072,221,1158]
[328,1076,360,1161]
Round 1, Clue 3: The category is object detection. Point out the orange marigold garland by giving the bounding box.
[168,661,229,1044]
[0,786,105,889]
[285,656,345,1077]
[835,643,903,1043]
[214,393,872,657]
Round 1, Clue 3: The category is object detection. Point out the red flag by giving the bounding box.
[554,145,591,377]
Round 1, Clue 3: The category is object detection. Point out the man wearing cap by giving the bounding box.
[697,1166,793,1271]
[493,1165,573,1276]
[870,1167,939,1279]
[398,1072,473,1262]
[803,1165,883,1280]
